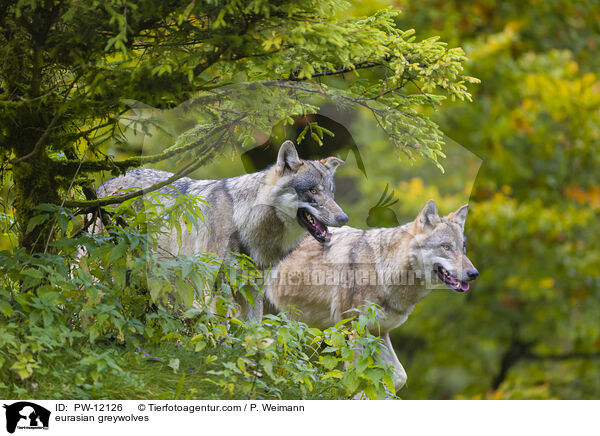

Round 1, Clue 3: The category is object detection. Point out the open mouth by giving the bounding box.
[435,264,469,292]
[297,208,331,243]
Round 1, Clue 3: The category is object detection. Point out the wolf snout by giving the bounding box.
[334,212,349,226]
[466,268,479,280]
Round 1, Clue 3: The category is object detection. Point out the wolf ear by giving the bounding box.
[276,140,303,174]
[320,156,344,174]
[416,199,440,232]
[447,204,469,230]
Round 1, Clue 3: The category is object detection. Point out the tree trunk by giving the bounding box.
[10,109,61,253]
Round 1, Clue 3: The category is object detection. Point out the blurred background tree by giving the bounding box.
[381,0,600,399]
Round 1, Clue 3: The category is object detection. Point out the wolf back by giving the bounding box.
[96,141,348,268]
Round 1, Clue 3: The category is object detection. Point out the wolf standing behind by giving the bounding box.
[265,199,478,392]
[97,140,348,315]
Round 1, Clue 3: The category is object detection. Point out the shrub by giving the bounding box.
[0,193,396,399]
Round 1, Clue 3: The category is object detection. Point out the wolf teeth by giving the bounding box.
[305,211,315,225]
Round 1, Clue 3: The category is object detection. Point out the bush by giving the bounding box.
[0,193,396,399]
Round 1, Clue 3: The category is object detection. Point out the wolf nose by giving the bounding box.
[467,269,479,280]
[335,212,349,226]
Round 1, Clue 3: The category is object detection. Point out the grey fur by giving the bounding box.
[98,142,346,266]
[265,199,478,392]
[96,141,348,315]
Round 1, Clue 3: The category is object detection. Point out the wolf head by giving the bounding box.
[411,199,479,292]
[272,140,348,243]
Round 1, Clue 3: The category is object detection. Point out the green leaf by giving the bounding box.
[26,214,49,233]
[173,373,186,398]
[330,331,346,348]
[319,355,338,370]
[343,371,360,394]
[0,300,13,317]
[382,375,395,393]
[112,266,127,290]
[322,369,343,379]
[363,385,378,400]
[21,268,44,280]
[108,241,128,263]
[277,326,290,346]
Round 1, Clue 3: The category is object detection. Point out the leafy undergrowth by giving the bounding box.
[2,338,356,400]
[0,202,398,400]
[0,311,397,400]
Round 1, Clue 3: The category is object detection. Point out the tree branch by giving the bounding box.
[9,115,60,163]
[9,70,82,164]
[68,109,129,143]
[56,121,225,174]
[491,334,600,390]
[63,143,216,209]
[524,351,600,362]
[289,59,389,81]
[263,81,421,148]
[491,338,535,390]
[62,116,243,209]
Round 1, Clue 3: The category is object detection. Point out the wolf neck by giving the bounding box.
[378,225,433,314]
[231,168,306,268]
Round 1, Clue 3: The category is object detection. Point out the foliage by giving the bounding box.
[382,0,600,399]
[0,0,476,251]
[0,197,397,399]
[0,0,480,400]
[12,0,595,401]
[222,0,600,400]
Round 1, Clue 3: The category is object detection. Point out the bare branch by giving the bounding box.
[9,115,60,164]
[9,71,82,164]
[57,122,220,174]
[524,351,600,361]
[62,116,243,209]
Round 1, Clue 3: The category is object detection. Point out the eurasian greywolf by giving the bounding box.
[96,140,348,315]
[265,199,478,391]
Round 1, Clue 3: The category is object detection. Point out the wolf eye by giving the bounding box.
[309,188,317,194]
[442,243,452,251]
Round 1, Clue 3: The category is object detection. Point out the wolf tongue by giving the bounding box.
[460,282,470,291]
[313,217,325,233]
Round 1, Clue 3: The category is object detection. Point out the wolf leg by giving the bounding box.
[381,332,407,392]
[350,333,406,399]
[234,286,264,321]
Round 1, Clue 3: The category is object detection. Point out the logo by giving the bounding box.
[2,402,50,434]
